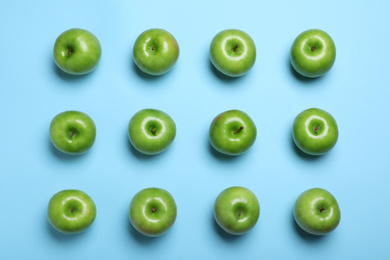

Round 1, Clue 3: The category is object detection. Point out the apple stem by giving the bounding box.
[151,207,156,213]
[151,46,156,51]
[70,131,76,137]
[68,49,72,56]
[150,127,157,135]
[238,211,241,218]
[311,46,316,51]
[313,126,319,133]
[232,44,239,52]
[233,126,244,134]
[319,207,326,212]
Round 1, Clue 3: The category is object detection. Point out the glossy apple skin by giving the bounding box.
[214,186,260,235]
[50,110,96,155]
[53,28,102,75]
[129,187,177,237]
[290,29,336,78]
[47,189,96,234]
[209,110,257,156]
[292,108,338,155]
[128,109,176,155]
[133,28,179,76]
[210,29,256,77]
[294,188,341,235]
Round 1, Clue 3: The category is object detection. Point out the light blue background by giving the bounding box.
[1,0,389,259]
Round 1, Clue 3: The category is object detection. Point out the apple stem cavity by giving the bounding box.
[233,126,244,134]
[319,207,326,213]
[232,44,239,52]
[70,131,76,137]
[238,211,242,218]
[70,208,83,213]
[150,127,157,135]
[151,46,156,51]
[311,46,316,51]
[313,126,319,133]
[151,207,156,213]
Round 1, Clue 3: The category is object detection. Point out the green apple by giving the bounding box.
[50,110,96,155]
[129,187,177,237]
[290,29,336,78]
[210,29,256,77]
[209,110,257,156]
[292,108,338,155]
[128,109,176,155]
[47,189,96,234]
[214,186,260,235]
[133,28,179,76]
[294,188,341,235]
[53,28,102,75]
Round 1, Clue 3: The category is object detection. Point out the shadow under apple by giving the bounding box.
[287,56,327,84]
[291,213,327,243]
[208,59,245,84]
[127,212,164,246]
[131,58,179,82]
[126,132,170,161]
[289,132,324,162]
[131,61,163,81]
[46,217,89,243]
[48,139,88,162]
[211,210,242,242]
[52,62,94,83]
[207,139,243,163]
